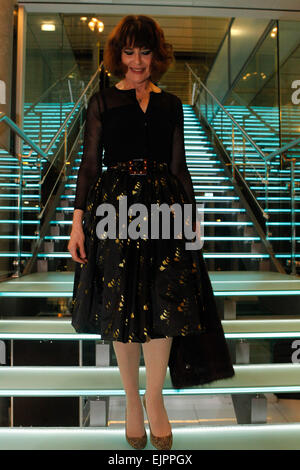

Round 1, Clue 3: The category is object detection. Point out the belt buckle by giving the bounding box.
[128,159,147,175]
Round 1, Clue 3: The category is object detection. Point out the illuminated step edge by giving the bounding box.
[47,220,255,226]
[55,207,246,212]
[42,236,282,241]
[0,284,300,297]
[0,220,40,224]
[0,253,299,262]
[1,423,300,450]
[0,332,297,340]
[0,194,40,199]
[0,174,39,178]
[0,364,300,397]
[0,206,39,210]
[0,236,38,240]
[2,318,300,334]
[60,195,239,200]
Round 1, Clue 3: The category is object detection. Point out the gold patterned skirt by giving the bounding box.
[71,162,208,343]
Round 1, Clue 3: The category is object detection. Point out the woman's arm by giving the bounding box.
[169,96,197,230]
[68,92,103,262]
[73,92,103,213]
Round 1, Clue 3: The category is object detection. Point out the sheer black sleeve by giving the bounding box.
[74,92,103,211]
[169,96,197,226]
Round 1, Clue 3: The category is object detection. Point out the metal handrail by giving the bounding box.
[265,135,300,162]
[0,112,48,159]
[40,62,104,184]
[186,62,268,163]
[24,64,78,116]
[38,118,85,220]
[20,65,105,276]
[187,63,271,220]
[186,63,298,275]
[231,90,279,136]
[0,112,47,278]
[187,63,300,165]
[37,63,103,213]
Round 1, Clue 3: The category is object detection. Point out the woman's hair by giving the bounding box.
[103,15,174,82]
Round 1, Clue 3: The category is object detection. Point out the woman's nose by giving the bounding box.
[132,52,142,64]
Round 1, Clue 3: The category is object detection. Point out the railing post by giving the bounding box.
[38,112,42,150]
[64,125,67,177]
[232,123,235,179]
[220,109,223,141]
[265,161,270,238]
[290,158,296,275]
[242,115,249,180]
[68,78,73,103]
[12,153,23,278]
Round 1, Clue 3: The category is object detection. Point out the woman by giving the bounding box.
[68,15,234,451]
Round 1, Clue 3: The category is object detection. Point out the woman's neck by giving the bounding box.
[116,78,161,93]
[120,78,151,92]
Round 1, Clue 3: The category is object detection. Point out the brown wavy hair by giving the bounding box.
[103,15,174,82]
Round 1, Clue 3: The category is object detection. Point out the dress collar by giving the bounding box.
[113,85,163,94]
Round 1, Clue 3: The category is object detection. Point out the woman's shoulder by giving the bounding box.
[88,85,182,114]
[162,89,181,101]
[159,89,183,111]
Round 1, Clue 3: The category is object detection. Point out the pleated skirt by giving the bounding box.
[70,161,236,387]
[71,162,219,341]
[71,161,205,339]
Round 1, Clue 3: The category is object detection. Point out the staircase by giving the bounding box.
[0,103,81,275]
[211,104,300,272]
[35,103,297,273]
[0,148,40,275]
[0,100,300,449]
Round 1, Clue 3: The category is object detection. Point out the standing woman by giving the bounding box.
[69,15,234,450]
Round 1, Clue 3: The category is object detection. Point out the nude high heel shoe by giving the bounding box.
[125,406,147,449]
[142,394,173,450]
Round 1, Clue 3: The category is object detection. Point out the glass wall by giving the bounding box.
[278,20,300,149]
[205,17,269,104]
[226,21,280,150]
[25,13,82,105]
[195,18,300,274]
[208,18,300,151]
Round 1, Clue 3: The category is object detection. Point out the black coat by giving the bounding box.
[168,248,235,388]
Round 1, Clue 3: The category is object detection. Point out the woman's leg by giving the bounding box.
[112,340,145,437]
[142,337,173,436]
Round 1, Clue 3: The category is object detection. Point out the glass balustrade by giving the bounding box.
[188,18,299,274]
[0,71,102,279]
[189,18,300,274]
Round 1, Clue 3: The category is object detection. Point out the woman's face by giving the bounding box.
[121,45,153,85]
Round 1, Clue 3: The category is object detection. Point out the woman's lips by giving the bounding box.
[130,68,145,73]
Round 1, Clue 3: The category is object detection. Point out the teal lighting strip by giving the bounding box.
[0,290,299,297]
[0,206,39,210]
[213,290,300,295]
[1,386,300,397]
[0,292,71,297]
[225,332,300,339]
[0,332,300,341]
[0,236,39,240]
[0,333,101,340]
[0,220,40,224]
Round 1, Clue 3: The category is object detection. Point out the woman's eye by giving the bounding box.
[123,49,151,55]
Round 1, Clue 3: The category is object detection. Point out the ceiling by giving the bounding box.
[27,13,231,56]
[20,0,300,20]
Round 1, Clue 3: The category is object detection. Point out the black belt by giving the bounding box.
[107,159,168,175]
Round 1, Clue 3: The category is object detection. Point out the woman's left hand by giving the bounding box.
[192,220,203,248]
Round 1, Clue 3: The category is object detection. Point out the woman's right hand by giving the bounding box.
[68,227,88,264]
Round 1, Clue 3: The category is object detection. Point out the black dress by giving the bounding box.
[70,85,235,388]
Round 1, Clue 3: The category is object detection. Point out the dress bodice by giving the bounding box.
[74,84,196,214]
